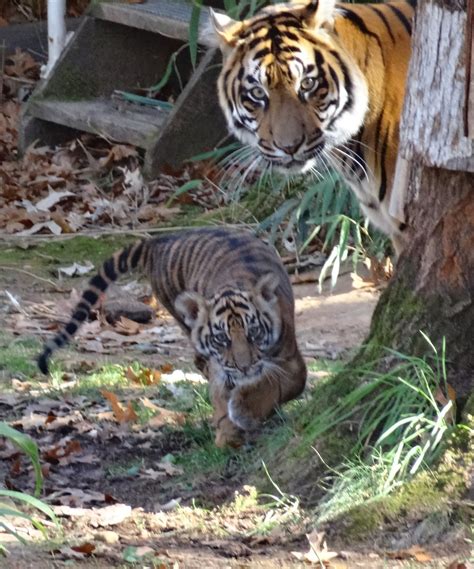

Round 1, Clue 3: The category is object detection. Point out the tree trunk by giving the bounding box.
[362,0,474,399]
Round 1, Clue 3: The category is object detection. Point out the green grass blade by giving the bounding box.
[0,423,42,496]
[165,179,202,207]
[0,521,27,545]
[0,490,58,524]
[189,0,203,69]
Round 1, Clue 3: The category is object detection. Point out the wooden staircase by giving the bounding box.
[20,0,228,178]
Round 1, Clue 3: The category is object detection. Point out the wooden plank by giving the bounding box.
[144,48,228,176]
[28,99,169,147]
[92,0,214,47]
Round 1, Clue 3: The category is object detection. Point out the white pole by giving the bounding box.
[42,0,67,78]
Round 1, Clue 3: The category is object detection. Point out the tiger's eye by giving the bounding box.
[248,325,263,341]
[248,86,266,100]
[213,332,228,345]
[300,77,317,92]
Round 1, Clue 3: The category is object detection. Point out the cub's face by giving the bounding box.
[211,0,368,174]
[175,274,282,387]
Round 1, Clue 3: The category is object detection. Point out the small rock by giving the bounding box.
[96,503,132,526]
[95,530,120,544]
[103,299,154,324]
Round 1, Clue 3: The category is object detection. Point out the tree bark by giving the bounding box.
[362,0,474,399]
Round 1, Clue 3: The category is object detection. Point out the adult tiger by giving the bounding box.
[210,0,415,253]
[37,228,306,447]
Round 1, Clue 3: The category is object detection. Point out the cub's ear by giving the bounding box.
[255,273,279,304]
[175,292,208,330]
[208,9,244,51]
[294,0,336,29]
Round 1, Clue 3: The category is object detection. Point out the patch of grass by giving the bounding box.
[0,334,41,381]
[300,340,473,544]
[0,424,60,554]
[0,235,135,276]
[178,421,238,475]
[54,363,129,395]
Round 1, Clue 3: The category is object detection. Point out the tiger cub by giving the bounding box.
[210,0,415,253]
[38,228,306,447]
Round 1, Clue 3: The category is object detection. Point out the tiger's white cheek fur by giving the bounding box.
[324,65,369,148]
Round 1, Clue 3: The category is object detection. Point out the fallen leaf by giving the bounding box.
[53,546,90,560]
[101,390,138,423]
[5,49,39,78]
[292,531,339,565]
[48,488,107,507]
[113,316,141,336]
[35,189,74,212]
[126,367,161,385]
[17,220,62,236]
[146,407,186,428]
[386,545,432,562]
[58,261,94,277]
[71,543,96,555]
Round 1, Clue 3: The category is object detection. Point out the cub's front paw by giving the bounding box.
[228,398,260,432]
[214,414,244,448]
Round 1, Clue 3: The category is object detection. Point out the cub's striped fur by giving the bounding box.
[210,0,415,252]
[38,228,306,446]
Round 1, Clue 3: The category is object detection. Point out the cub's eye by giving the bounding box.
[248,86,266,101]
[300,77,317,92]
[248,325,263,341]
[212,332,228,346]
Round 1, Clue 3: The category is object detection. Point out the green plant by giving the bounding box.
[0,424,59,554]
[297,333,461,522]
[0,423,43,496]
[252,461,302,534]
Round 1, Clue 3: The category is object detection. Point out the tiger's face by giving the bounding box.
[175,274,282,388]
[211,0,368,173]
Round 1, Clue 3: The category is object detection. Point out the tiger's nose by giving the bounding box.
[276,136,305,156]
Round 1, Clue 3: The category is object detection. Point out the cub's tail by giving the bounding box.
[38,240,148,374]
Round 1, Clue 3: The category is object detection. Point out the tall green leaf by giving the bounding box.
[0,423,42,496]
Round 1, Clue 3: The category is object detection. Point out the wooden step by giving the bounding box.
[27,98,170,148]
[91,0,213,46]
[20,3,227,176]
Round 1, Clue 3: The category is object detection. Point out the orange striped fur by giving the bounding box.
[211,0,415,252]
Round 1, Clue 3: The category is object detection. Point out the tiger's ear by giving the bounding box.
[255,273,279,304]
[175,292,208,330]
[208,9,244,50]
[295,0,336,29]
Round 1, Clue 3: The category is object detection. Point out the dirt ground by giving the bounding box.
[2,261,468,568]
[2,257,425,569]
